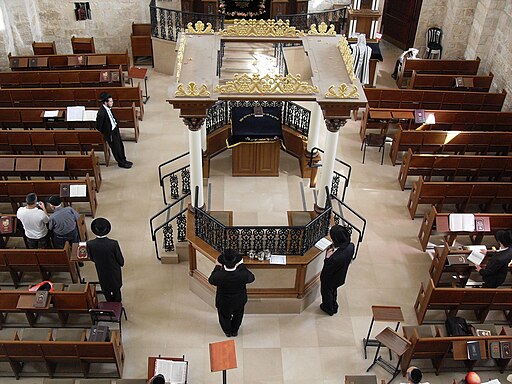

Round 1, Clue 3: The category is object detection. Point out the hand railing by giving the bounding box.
[330,194,366,260]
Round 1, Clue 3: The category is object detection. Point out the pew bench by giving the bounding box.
[0,130,111,166]
[0,174,97,217]
[407,176,512,219]
[409,71,493,92]
[398,149,512,190]
[0,327,123,378]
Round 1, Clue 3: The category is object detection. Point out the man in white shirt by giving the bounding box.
[400,366,430,384]
[16,193,49,248]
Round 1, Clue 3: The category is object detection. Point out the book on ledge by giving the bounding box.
[500,340,512,358]
[155,358,188,384]
[467,341,481,360]
[464,245,487,266]
[446,254,468,266]
[0,216,14,234]
[489,341,501,359]
[33,290,49,308]
[449,213,475,232]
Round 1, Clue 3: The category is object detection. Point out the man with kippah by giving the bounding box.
[47,195,81,249]
[16,193,49,248]
[96,92,133,169]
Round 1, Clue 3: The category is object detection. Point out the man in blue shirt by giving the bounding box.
[47,196,80,248]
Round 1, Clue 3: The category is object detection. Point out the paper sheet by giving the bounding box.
[69,184,87,197]
[270,255,286,265]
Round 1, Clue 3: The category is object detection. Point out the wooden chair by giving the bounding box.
[89,301,128,333]
[32,41,57,56]
[71,37,95,54]
[361,133,386,165]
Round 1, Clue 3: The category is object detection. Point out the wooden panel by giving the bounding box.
[256,141,280,176]
[382,0,423,50]
[232,143,256,176]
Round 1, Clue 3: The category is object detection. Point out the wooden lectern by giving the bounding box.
[209,339,237,384]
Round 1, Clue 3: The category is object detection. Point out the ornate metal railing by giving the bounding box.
[205,100,310,137]
[308,146,351,201]
[276,7,348,34]
[274,43,288,76]
[150,0,225,41]
[158,152,191,205]
[194,189,331,255]
[330,194,366,260]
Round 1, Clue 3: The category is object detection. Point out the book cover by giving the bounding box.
[60,183,70,198]
[11,58,20,68]
[29,58,38,67]
[447,254,468,266]
[33,290,49,308]
[110,71,120,82]
[0,216,14,234]
[467,341,481,360]
[500,340,512,358]
[77,242,88,259]
[100,71,110,82]
[475,329,491,337]
[454,77,464,87]
[77,55,85,65]
[490,341,501,359]
[475,217,490,232]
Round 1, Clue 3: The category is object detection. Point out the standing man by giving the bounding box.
[86,218,125,302]
[320,225,354,316]
[47,196,80,248]
[16,193,49,249]
[96,92,133,169]
[208,249,255,337]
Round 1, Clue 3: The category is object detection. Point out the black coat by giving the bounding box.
[208,265,255,310]
[320,243,354,288]
[479,248,512,288]
[96,106,117,140]
[87,237,125,291]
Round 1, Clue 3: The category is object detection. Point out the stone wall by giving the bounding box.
[0,0,150,70]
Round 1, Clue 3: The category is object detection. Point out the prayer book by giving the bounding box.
[70,184,87,197]
[155,358,188,384]
[44,110,59,118]
[66,106,86,121]
[467,341,481,360]
[500,340,512,358]
[315,237,332,251]
[77,242,88,259]
[489,341,501,359]
[83,110,98,121]
[448,213,475,232]
[270,255,286,265]
[33,290,49,308]
[0,216,14,234]
[465,245,487,266]
[475,329,491,337]
[446,254,468,266]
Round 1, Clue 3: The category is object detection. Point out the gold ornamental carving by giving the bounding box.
[325,83,360,99]
[308,22,336,36]
[219,19,304,37]
[214,73,319,95]
[186,20,213,34]
[337,35,357,83]
[175,37,187,82]
[175,82,211,97]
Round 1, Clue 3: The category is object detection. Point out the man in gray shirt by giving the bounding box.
[47,196,80,248]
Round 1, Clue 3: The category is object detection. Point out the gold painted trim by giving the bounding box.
[175,82,211,97]
[337,35,357,83]
[325,83,360,99]
[175,37,187,82]
[308,22,336,36]
[214,73,319,95]
[186,20,214,34]
[219,19,304,37]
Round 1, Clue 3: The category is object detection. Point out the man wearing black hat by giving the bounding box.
[319,225,354,316]
[16,193,49,248]
[96,93,132,169]
[476,229,512,288]
[208,249,255,337]
[47,195,80,248]
[86,217,125,302]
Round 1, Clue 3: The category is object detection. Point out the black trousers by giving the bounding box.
[53,228,80,249]
[26,234,50,249]
[107,128,127,164]
[320,283,339,315]
[103,287,122,302]
[217,305,245,334]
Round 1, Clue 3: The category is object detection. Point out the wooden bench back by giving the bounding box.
[409,71,493,92]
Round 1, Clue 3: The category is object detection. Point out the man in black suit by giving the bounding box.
[320,225,354,316]
[208,249,255,337]
[95,92,132,169]
[86,217,125,302]
[476,230,512,288]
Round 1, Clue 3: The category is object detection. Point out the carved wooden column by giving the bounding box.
[184,117,206,210]
[315,118,347,212]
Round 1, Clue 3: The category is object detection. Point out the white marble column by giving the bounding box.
[306,102,323,155]
[184,117,205,209]
[315,119,346,212]
[200,121,207,153]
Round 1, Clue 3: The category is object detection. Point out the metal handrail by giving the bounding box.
[330,194,366,260]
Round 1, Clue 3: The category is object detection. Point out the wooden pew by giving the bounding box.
[409,71,493,92]
[0,152,102,191]
[0,86,144,120]
[406,176,512,219]
[398,149,512,190]
[396,56,480,88]
[0,328,123,378]
[0,105,140,142]
[390,129,512,165]
[32,41,57,56]
[364,88,506,112]
[8,51,130,72]
[0,242,79,287]
[418,206,512,251]
[0,174,97,217]
[0,130,110,166]
[414,278,512,325]
[401,326,512,375]
[0,67,124,88]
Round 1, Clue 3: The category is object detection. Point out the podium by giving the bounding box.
[209,339,237,384]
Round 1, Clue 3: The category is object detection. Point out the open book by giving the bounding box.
[66,106,98,122]
[155,359,188,384]
[449,213,475,232]
[465,245,486,266]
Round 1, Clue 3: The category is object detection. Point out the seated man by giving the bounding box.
[391,48,419,80]
[475,230,512,288]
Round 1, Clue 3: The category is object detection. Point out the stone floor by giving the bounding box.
[3,39,511,384]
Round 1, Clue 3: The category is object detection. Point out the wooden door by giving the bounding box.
[382,0,423,50]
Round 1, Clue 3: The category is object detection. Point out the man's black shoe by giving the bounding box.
[320,304,335,316]
[231,331,238,337]
[225,332,232,337]
[118,162,132,169]
[125,160,133,166]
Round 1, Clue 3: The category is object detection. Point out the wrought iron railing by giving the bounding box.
[330,194,366,260]
[194,189,331,255]
[308,146,351,201]
[150,0,225,41]
[158,152,191,205]
[205,100,310,137]
[276,7,348,34]
[274,43,289,76]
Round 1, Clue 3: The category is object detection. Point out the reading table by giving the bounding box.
[363,305,404,359]
[128,67,150,103]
